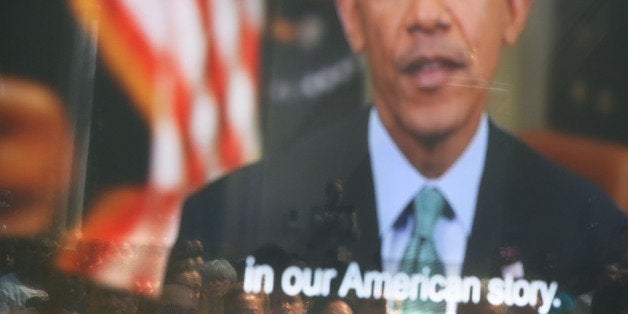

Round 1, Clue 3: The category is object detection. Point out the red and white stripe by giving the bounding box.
[58,0,264,296]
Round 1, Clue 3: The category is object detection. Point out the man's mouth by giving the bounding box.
[400,56,467,91]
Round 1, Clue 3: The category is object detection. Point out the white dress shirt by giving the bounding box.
[368,108,488,312]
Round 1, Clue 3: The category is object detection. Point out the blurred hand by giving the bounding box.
[0,76,71,236]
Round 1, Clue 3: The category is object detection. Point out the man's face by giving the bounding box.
[237,293,266,314]
[337,0,530,140]
[270,293,307,314]
[204,275,231,298]
[171,270,202,301]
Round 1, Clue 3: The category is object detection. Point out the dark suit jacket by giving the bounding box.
[180,107,626,297]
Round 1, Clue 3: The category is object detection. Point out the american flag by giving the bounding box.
[57,0,263,296]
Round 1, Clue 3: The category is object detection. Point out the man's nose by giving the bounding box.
[407,0,451,34]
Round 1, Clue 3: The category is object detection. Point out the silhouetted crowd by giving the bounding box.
[160,239,361,314]
[0,232,626,313]
[0,237,361,314]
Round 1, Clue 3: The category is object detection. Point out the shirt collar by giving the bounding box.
[368,107,488,237]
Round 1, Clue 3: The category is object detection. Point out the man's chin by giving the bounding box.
[413,128,454,148]
[398,103,482,147]
[401,117,460,146]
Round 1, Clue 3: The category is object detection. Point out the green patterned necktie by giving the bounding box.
[399,187,446,313]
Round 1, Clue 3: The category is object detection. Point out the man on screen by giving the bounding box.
[179,0,626,312]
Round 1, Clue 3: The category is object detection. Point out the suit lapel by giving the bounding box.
[344,155,381,270]
[462,122,514,278]
[338,108,382,270]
